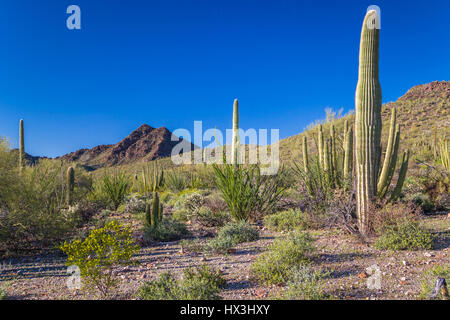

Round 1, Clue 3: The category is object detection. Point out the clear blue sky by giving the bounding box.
[0,0,449,157]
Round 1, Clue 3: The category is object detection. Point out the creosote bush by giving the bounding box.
[276,265,330,300]
[144,218,190,242]
[251,231,315,285]
[206,221,259,254]
[138,264,226,300]
[60,220,140,298]
[374,219,434,251]
[263,209,311,232]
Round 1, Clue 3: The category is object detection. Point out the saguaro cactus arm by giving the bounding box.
[377,108,399,198]
[389,150,409,202]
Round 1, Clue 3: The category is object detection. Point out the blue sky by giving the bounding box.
[0,0,449,157]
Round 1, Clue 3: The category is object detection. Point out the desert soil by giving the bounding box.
[0,213,448,300]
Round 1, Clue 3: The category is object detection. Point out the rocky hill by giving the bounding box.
[278,81,449,164]
[60,124,196,169]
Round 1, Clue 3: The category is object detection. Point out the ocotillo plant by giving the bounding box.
[231,99,240,165]
[354,10,409,235]
[146,192,163,227]
[66,166,75,206]
[19,119,25,171]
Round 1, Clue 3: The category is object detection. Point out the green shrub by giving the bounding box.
[0,154,79,251]
[172,209,190,222]
[410,193,434,212]
[196,207,230,227]
[98,170,131,210]
[374,220,434,251]
[60,220,140,298]
[205,236,236,254]
[419,264,450,299]
[180,222,259,254]
[212,163,285,221]
[251,231,315,285]
[216,221,259,244]
[264,209,310,232]
[276,265,330,300]
[0,283,7,300]
[144,218,190,242]
[138,264,226,300]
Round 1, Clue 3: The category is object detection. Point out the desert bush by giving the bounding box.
[123,194,147,214]
[374,220,434,251]
[205,236,236,254]
[138,264,226,300]
[263,209,310,232]
[216,221,259,244]
[184,193,205,214]
[144,218,190,242]
[98,170,131,210]
[251,231,315,285]
[60,220,140,298]
[276,265,330,300]
[419,264,450,299]
[371,202,421,235]
[195,207,230,227]
[0,283,7,300]
[212,163,285,221]
[408,193,434,212]
[0,153,79,251]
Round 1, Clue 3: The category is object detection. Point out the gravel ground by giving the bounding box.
[0,214,448,300]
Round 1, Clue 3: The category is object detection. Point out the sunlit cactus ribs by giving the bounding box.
[355,10,409,235]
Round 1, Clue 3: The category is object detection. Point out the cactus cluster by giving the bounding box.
[146,192,163,227]
[302,122,353,190]
[355,10,409,235]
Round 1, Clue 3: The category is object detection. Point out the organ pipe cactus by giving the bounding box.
[318,124,324,168]
[343,125,353,184]
[146,192,163,227]
[19,119,25,171]
[231,99,240,165]
[66,166,75,206]
[355,10,383,235]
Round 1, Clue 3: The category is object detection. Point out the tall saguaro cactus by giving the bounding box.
[231,99,240,165]
[355,10,383,236]
[19,119,25,171]
[66,166,75,206]
[318,125,324,168]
